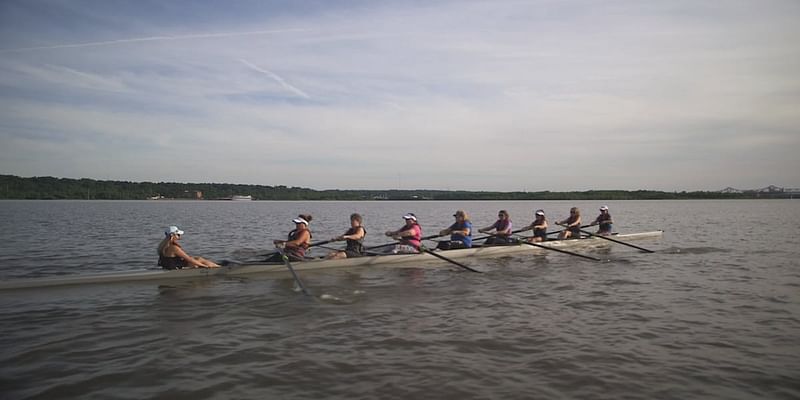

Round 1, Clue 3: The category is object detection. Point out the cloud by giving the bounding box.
[238,59,310,99]
[0,0,798,191]
[0,28,309,53]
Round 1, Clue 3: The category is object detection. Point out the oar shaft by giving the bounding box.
[518,240,600,261]
[365,234,445,251]
[547,224,592,236]
[579,229,654,253]
[420,247,482,273]
[259,238,337,259]
[277,248,310,295]
[472,228,527,242]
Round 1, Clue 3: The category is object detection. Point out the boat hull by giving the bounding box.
[0,231,663,290]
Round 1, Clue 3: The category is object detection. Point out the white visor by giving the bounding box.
[166,226,184,236]
[600,206,609,211]
[292,217,309,225]
[402,214,417,221]
[535,210,545,216]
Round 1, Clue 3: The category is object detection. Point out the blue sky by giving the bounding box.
[1,0,798,191]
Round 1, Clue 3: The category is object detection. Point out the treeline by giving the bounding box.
[0,174,782,200]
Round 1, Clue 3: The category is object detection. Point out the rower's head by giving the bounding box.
[293,214,312,229]
[498,210,509,220]
[165,225,184,239]
[599,205,609,213]
[350,213,363,226]
[403,213,417,225]
[535,209,545,219]
[570,207,580,217]
[453,210,468,221]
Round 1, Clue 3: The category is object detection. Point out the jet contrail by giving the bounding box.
[0,28,308,53]
[239,59,310,99]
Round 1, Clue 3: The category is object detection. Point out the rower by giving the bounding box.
[270,214,313,262]
[437,210,473,250]
[385,213,422,254]
[556,207,581,239]
[519,209,548,243]
[590,205,613,235]
[478,210,514,245]
[157,226,220,269]
[326,213,367,259]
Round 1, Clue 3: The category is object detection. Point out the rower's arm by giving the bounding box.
[173,246,203,268]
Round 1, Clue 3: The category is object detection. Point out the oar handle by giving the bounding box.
[365,234,445,251]
[472,228,527,242]
[258,238,337,259]
[547,224,592,236]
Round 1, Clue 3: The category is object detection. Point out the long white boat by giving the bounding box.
[0,231,663,290]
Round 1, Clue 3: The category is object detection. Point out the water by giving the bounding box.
[0,200,798,399]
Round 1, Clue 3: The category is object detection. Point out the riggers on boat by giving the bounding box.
[0,231,663,290]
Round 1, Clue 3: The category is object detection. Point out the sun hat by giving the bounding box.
[403,213,417,221]
[292,217,309,225]
[165,226,184,236]
[535,210,545,216]
[599,205,609,211]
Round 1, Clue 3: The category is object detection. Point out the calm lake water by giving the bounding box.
[0,199,798,399]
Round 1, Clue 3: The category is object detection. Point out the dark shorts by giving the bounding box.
[159,256,187,270]
[265,252,305,263]
[344,250,364,258]
[436,240,469,250]
[485,236,517,245]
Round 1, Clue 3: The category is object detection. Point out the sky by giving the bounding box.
[0,0,798,192]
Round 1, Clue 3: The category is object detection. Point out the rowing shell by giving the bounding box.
[0,231,663,290]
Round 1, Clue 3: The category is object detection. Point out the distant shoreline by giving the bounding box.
[0,174,796,200]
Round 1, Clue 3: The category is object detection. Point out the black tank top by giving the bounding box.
[345,226,366,254]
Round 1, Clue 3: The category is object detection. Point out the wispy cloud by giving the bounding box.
[238,59,310,99]
[0,28,308,53]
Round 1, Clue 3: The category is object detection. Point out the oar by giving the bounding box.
[547,224,592,237]
[365,234,446,251]
[472,228,527,243]
[419,244,482,273]
[277,247,310,295]
[513,235,601,261]
[579,229,654,253]
[259,238,338,259]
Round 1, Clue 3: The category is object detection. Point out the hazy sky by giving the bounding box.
[1,0,798,191]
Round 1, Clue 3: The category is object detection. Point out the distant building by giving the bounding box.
[757,185,784,193]
[195,191,203,199]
